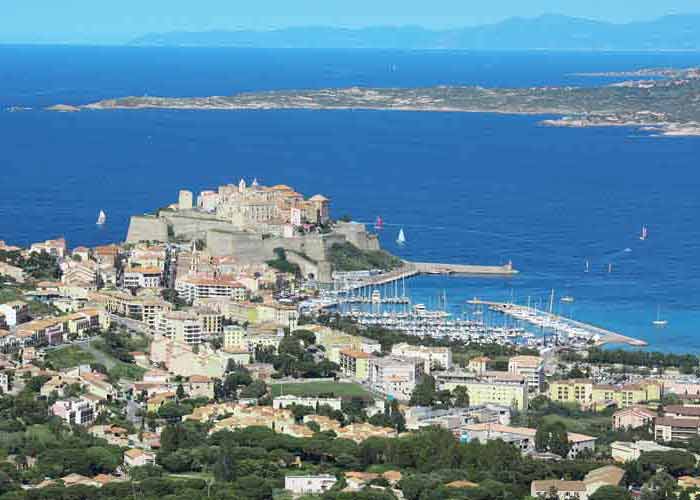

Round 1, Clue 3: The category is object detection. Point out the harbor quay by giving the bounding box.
[335,260,517,293]
[467,299,648,348]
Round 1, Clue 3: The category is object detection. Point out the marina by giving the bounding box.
[466,298,648,347]
[346,307,533,345]
[311,266,542,347]
[309,261,649,350]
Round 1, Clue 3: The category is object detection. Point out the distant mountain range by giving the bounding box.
[130,14,700,51]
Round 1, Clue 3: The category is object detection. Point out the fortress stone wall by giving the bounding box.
[126,216,169,243]
[126,212,379,283]
[334,222,380,251]
[161,211,234,241]
[206,230,277,263]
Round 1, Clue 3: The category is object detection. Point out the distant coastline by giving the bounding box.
[45,66,700,137]
[127,14,700,52]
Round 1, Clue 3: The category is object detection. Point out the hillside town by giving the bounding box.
[1,181,700,500]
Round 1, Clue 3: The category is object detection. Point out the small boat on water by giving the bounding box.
[653,305,668,327]
[640,225,648,241]
[96,210,107,225]
[585,260,590,273]
[397,228,406,245]
[374,216,384,230]
[560,296,575,304]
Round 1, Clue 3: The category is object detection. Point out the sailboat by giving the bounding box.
[396,228,406,246]
[374,216,384,230]
[96,210,107,225]
[584,260,590,273]
[652,305,668,327]
[608,263,613,274]
[640,225,648,241]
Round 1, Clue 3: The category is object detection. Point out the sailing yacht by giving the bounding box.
[652,305,668,327]
[640,225,648,241]
[397,228,406,245]
[584,260,590,273]
[96,210,107,225]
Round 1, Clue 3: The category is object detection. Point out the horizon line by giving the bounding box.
[3,12,700,46]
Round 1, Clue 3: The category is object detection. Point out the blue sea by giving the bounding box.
[1,46,700,353]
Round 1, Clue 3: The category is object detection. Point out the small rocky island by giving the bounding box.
[47,67,700,136]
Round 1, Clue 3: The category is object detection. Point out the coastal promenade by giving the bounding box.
[467,299,648,347]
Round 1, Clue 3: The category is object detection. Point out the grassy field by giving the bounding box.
[46,341,146,381]
[541,413,612,436]
[0,284,57,317]
[45,346,97,369]
[270,381,371,399]
[108,362,146,381]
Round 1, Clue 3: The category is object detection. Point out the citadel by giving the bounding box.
[126,179,380,282]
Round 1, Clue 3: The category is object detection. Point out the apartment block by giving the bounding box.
[368,356,425,401]
[339,349,374,381]
[123,267,163,289]
[175,275,248,303]
[391,342,452,373]
[436,370,529,411]
[51,397,96,426]
[508,355,545,392]
[549,379,662,410]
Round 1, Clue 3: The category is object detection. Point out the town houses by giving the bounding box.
[4,178,700,499]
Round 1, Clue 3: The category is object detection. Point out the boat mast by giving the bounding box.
[549,289,555,315]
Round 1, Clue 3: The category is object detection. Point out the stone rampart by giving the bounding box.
[126,215,169,243]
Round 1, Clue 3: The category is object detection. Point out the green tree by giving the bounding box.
[389,399,406,432]
[213,445,237,483]
[239,380,267,399]
[452,386,470,408]
[176,383,186,401]
[639,450,696,477]
[535,421,571,458]
[641,471,677,500]
[590,486,633,500]
[409,375,437,407]
[292,329,316,347]
[278,335,304,358]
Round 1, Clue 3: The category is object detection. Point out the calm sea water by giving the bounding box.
[1,46,700,352]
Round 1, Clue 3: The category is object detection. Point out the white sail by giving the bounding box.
[640,225,648,241]
[97,210,107,225]
[397,228,406,245]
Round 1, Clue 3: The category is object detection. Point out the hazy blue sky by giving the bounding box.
[4,0,700,44]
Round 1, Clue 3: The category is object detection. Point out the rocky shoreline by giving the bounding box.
[41,67,700,137]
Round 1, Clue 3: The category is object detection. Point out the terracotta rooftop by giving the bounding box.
[340,349,372,359]
[656,416,700,428]
[665,405,700,417]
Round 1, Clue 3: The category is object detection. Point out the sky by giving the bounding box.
[3,0,700,44]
